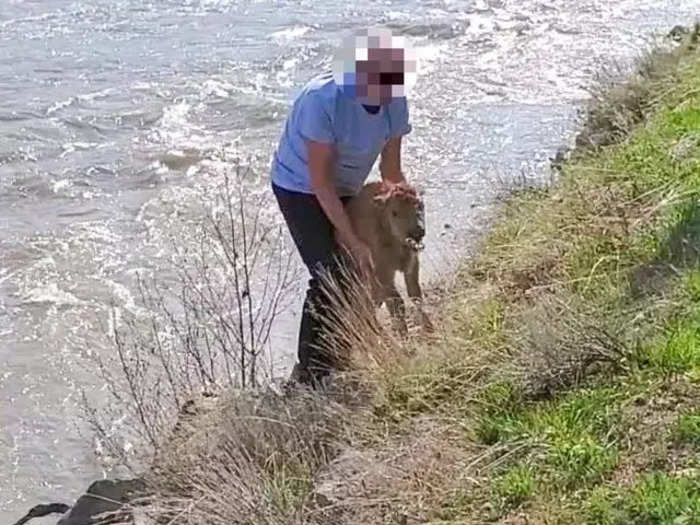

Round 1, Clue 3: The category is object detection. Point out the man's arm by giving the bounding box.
[379,135,406,184]
[307,139,374,272]
[307,140,356,245]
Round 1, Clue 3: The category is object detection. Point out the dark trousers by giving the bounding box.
[272,182,352,382]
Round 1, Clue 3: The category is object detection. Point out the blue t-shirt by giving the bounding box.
[271,72,412,197]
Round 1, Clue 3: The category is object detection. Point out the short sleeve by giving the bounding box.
[296,92,335,144]
[388,97,412,138]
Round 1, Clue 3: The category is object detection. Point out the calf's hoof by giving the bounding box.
[420,312,435,333]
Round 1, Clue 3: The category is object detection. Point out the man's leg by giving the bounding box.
[272,183,349,384]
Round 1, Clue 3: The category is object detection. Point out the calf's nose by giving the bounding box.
[412,225,425,240]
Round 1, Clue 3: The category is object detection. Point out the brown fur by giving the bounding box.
[340,181,434,334]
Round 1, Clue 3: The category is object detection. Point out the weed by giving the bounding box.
[548,434,618,487]
[627,473,700,523]
[585,474,700,524]
[494,464,536,510]
[643,318,700,374]
[673,409,700,446]
[585,486,628,525]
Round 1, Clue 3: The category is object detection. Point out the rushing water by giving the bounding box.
[1,0,698,520]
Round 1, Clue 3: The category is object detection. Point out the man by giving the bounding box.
[270,27,417,387]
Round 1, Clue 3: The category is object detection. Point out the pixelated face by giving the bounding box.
[333,27,417,105]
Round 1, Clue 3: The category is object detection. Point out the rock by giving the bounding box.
[57,478,147,525]
[549,146,569,172]
[668,25,689,42]
[12,503,71,525]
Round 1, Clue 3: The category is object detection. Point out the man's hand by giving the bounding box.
[347,238,375,276]
[307,139,373,276]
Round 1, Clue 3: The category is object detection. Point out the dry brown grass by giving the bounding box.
[129,384,371,524]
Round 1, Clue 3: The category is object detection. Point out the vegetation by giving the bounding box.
[90,23,700,525]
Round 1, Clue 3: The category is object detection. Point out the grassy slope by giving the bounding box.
[369,27,700,524]
[143,27,700,525]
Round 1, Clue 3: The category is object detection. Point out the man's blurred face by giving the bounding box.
[333,28,417,106]
[354,47,405,105]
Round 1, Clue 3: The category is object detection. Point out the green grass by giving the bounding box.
[493,464,536,510]
[683,270,700,302]
[548,434,619,488]
[674,409,700,446]
[642,270,700,375]
[428,31,700,522]
[629,474,700,524]
[349,27,700,524]
[586,486,630,525]
[586,474,700,524]
[476,387,622,444]
[643,319,700,374]
[475,386,624,503]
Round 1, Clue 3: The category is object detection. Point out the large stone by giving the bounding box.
[56,478,146,525]
[11,503,71,525]
[668,24,690,41]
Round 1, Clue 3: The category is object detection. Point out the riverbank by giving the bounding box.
[336,24,700,523]
[76,24,700,525]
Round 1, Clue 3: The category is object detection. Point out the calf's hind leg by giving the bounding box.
[384,283,408,336]
[404,256,435,333]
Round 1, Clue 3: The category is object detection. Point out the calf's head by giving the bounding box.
[373,182,426,250]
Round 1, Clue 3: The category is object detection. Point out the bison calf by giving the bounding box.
[340,180,434,335]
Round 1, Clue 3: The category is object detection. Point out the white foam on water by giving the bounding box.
[200,79,233,99]
[282,57,298,70]
[46,97,75,116]
[199,0,235,7]
[270,25,311,42]
[77,88,117,103]
[51,179,72,193]
[21,283,84,307]
[132,81,155,91]
[102,279,147,318]
[160,102,194,131]
[60,142,99,158]
[148,101,216,152]
[385,10,411,21]
[0,267,19,287]
[0,10,56,29]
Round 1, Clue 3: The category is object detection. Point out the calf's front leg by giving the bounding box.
[404,255,435,333]
[376,267,408,336]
